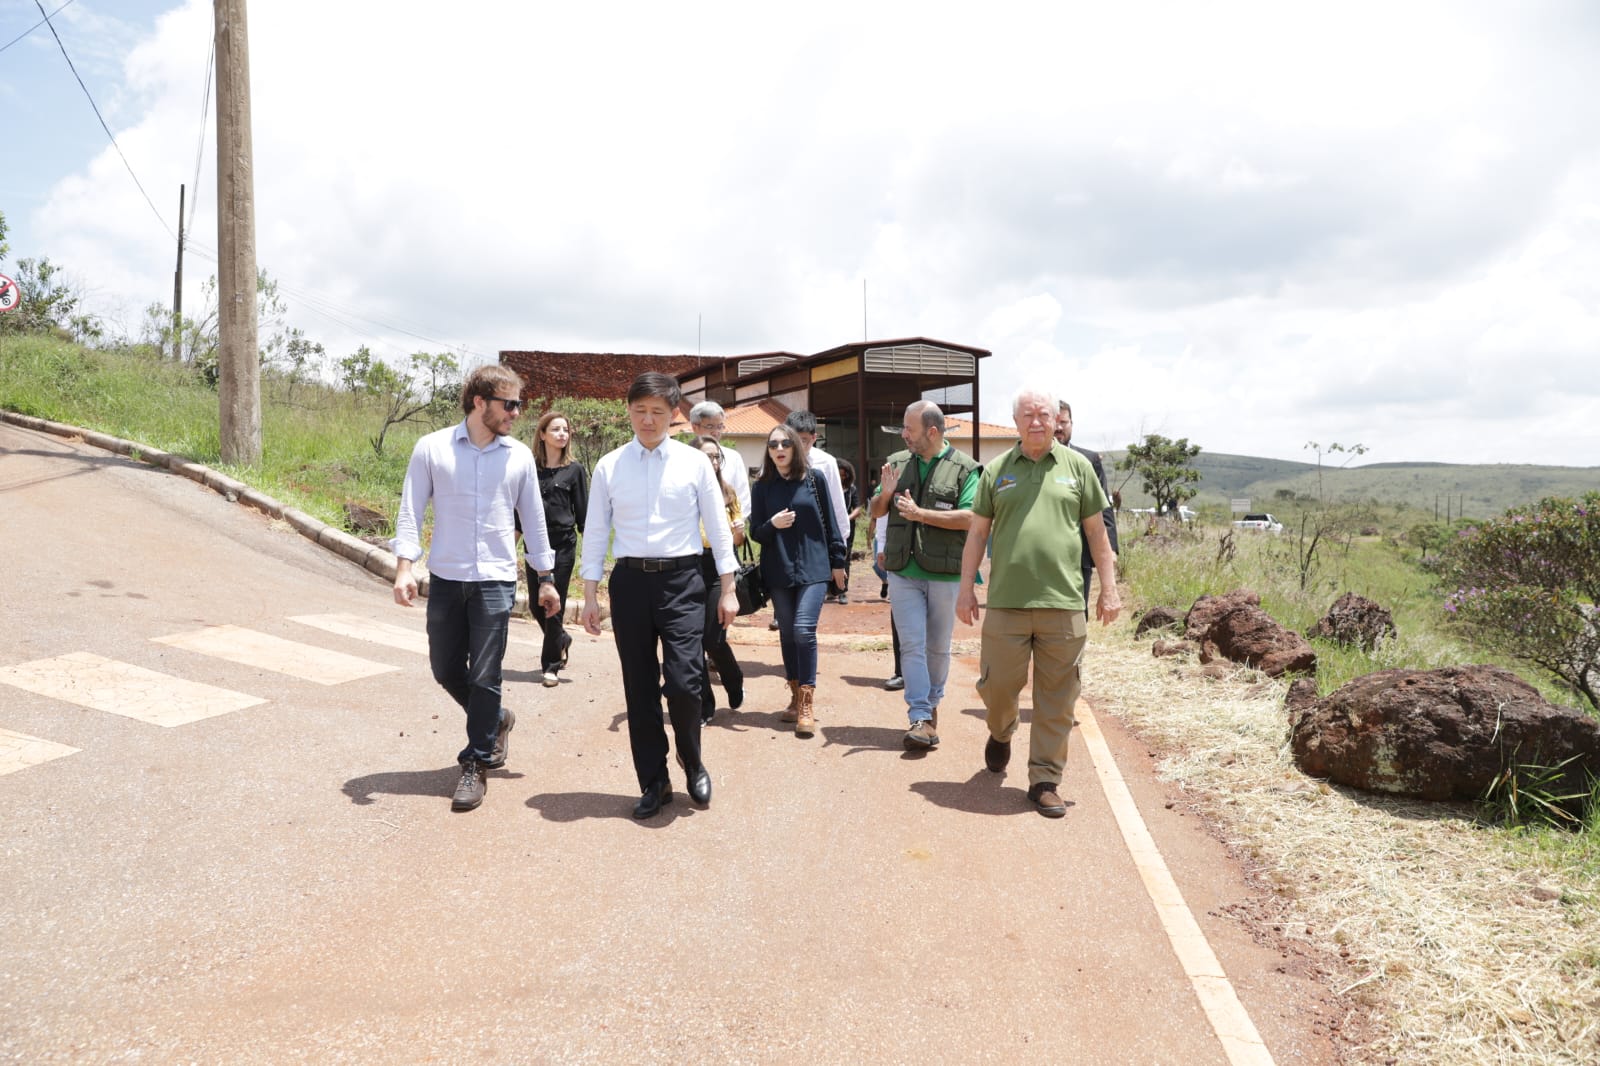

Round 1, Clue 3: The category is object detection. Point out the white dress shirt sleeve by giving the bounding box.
[394,439,433,563]
[698,459,738,576]
[723,444,751,528]
[580,451,615,583]
[515,451,556,573]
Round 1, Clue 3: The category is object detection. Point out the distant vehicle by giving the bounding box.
[1127,505,1196,523]
[1233,513,1283,534]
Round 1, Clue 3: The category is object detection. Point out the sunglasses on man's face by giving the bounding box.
[766,440,792,450]
[488,396,524,414]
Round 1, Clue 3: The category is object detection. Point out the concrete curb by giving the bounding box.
[0,408,430,595]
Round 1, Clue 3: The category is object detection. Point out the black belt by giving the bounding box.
[618,555,699,572]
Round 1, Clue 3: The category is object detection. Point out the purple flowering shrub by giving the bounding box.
[1439,492,1600,711]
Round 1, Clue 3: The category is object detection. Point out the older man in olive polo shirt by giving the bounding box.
[956,385,1121,818]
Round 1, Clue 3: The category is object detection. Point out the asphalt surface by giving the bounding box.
[0,420,1341,1064]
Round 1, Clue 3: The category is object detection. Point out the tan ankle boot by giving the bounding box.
[795,684,816,737]
[780,679,801,722]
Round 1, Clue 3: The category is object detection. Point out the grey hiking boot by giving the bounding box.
[452,761,486,811]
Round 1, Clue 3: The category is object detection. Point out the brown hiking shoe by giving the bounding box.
[903,720,939,750]
[1028,782,1067,818]
[483,707,515,769]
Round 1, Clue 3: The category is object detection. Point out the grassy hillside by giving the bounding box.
[1109,449,1598,519]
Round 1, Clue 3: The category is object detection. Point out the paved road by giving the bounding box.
[0,421,1339,1064]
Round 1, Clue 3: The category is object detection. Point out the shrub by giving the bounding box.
[1438,493,1600,710]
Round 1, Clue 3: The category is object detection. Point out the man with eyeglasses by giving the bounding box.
[688,401,750,534]
[394,364,562,812]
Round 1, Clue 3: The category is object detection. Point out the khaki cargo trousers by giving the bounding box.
[975,607,1088,787]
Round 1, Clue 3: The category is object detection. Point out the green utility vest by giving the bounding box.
[882,445,980,575]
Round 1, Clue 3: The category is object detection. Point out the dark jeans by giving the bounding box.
[699,551,743,714]
[529,539,576,669]
[609,563,707,790]
[769,580,826,686]
[425,576,515,765]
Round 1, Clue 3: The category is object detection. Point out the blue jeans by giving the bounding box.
[768,581,826,686]
[887,572,960,724]
[425,576,515,765]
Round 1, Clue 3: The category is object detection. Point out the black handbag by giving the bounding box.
[734,539,767,616]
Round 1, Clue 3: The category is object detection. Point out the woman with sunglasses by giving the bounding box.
[694,436,746,720]
[531,410,588,686]
[748,424,848,737]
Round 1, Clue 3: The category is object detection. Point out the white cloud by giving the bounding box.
[17,0,1600,464]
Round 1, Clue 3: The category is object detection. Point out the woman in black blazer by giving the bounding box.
[748,424,847,738]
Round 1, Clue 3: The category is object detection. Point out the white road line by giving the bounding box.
[152,625,398,685]
[290,614,430,655]
[1077,703,1276,1066]
[0,652,266,727]
[0,728,79,776]
[291,612,541,654]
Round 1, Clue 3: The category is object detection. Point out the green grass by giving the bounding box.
[1119,519,1587,707]
[0,334,430,531]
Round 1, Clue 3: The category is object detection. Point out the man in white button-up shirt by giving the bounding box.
[582,373,738,819]
[394,364,561,812]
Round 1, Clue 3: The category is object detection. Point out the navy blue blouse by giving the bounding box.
[749,473,848,589]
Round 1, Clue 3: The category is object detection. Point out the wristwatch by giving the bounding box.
[537,573,556,585]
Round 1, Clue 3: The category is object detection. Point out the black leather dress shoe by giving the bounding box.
[633,778,673,820]
[686,764,712,806]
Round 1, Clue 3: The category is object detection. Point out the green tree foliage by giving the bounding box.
[1438,493,1600,710]
[140,271,292,387]
[1118,434,1202,516]
[520,395,631,468]
[0,257,99,342]
[337,346,461,455]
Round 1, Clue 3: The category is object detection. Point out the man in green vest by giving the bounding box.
[956,386,1121,817]
[871,401,981,750]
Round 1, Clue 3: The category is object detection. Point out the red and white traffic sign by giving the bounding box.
[0,273,19,313]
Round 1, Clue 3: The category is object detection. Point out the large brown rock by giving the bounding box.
[1307,592,1396,651]
[1184,589,1260,641]
[1288,666,1600,806]
[1197,605,1318,677]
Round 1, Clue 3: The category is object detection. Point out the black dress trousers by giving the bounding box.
[608,562,708,790]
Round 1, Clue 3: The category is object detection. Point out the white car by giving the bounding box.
[1232,513,1284,534]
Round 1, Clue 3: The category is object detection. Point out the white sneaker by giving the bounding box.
[542,667,560,688]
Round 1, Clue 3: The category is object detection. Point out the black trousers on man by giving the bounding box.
[609,559,707,791]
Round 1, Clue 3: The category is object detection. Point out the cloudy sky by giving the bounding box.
[4,0,1599,466]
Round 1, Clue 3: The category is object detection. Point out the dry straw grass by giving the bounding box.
[1091,624,1600,1065]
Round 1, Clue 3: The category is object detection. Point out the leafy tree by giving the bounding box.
[140,271,291,387]
[1438,493,1600,710]
[0,256,98,341]
[1118,434,1202,516]
[0,207,9,262]
[339,347,461,455]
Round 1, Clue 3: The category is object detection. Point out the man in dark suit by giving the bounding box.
[1056,402,1118,618]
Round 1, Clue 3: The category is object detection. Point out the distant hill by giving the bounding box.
[1105,450,1599,520]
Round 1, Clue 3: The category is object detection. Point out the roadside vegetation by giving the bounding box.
[1111,514,1599,1064]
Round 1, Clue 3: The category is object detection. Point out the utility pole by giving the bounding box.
[172,184,184,364]
[214,0,260,464]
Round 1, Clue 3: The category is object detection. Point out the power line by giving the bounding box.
[186,35,214,237]
[0,0,75,55]
[32,0,175,241]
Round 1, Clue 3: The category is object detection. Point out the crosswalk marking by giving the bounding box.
[0,652,266,727]
[291,613,430,654]
[151,625,398,685]
[291,612,541,654]
[0,728,79,776]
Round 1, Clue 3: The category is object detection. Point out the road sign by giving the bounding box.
[0,273,19,313]
[1230,498,1251,513]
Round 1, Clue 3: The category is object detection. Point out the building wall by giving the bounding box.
[500,351,715,403]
